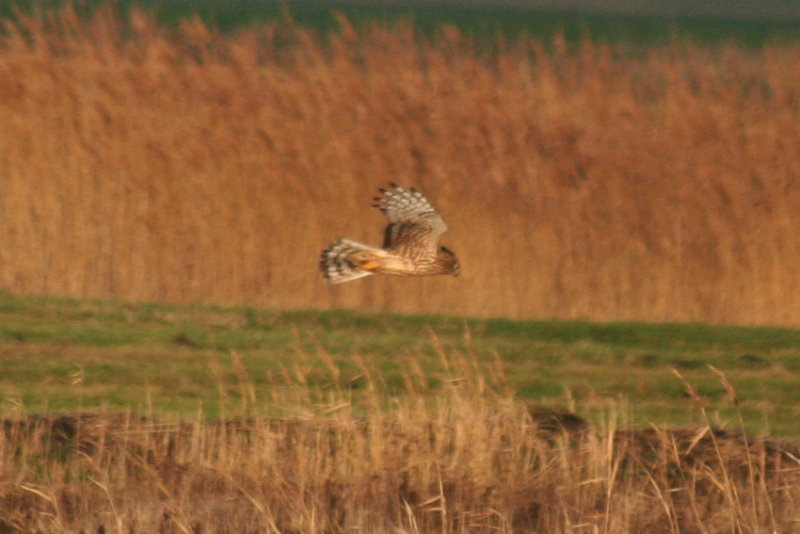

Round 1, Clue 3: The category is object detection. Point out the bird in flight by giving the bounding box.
[320,183,460,284]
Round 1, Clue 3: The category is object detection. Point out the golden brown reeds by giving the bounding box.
[1,351,799,533]
[1,6,799,324]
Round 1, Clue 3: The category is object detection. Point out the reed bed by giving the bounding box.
[1,6,799,324]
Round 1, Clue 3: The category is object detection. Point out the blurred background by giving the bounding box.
[0,0,799,324]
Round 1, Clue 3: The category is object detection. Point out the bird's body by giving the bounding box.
[320,184,460,284]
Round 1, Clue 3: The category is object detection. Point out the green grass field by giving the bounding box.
[2,292,799,436]
[3,0,800,47]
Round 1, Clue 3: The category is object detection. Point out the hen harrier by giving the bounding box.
[320,183,460,284]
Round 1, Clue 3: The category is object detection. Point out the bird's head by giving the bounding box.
[438,246,460,276]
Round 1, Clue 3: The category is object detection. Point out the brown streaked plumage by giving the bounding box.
[320,184,460,284]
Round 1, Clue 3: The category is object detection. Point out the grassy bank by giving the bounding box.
[1,294,800,531]
[1,293,799,436]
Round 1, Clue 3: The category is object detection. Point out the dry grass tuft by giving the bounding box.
[1,6,800,324]
[1,363,799,533]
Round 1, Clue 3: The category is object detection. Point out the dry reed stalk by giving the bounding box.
[1,6,799,324]
[0,348,798,532]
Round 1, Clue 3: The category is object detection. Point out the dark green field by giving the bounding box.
[3,0,800,47]
[1,292,798,436]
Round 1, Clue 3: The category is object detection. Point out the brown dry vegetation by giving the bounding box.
[1,6,800,324]
[1,363,800,533]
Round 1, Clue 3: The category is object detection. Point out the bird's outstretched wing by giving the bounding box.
[372,183,447,258]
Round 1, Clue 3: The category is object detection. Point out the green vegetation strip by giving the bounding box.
[0,292,798,435]
[3,0,799,47]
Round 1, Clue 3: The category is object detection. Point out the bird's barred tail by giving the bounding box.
[320,238,378,284]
